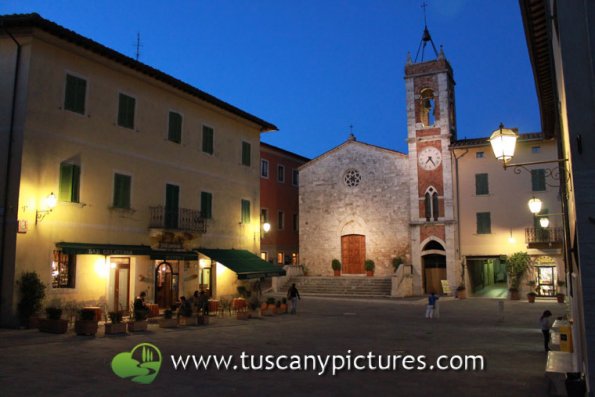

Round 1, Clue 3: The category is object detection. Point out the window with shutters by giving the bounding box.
[241,142,251,166]
[168,112,182,144]
[292,169,299,186]
[277,165,285,183]
[278,211,285,230]
[531,169,546,191]
[64,74,86,114]
[117,93,135,129]
[241,199,251,224]
[476,212,491,234]
[202,125,214,154]
[59,163,80,203]
[475,173,489,195]
[201,192,212,219]
[113,173,131,209]
[261,159,269,178]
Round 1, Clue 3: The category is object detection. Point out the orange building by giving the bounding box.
[259,143,309,265]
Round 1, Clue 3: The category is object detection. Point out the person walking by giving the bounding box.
[287,283,301,314]
[425,292,439,319]
[541,310,553,352]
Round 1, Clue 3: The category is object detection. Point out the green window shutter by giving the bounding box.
[113,174,131,208]
[241,199,251,223]
[531,169,546,191]
[432,192,439,220]
[477,212,491,234]
[242,142,251,166]
[64,74,86,114]
[118,93,135,129]
[201,192,212,219]
[202,126,214,154]
[59,163,80,203]
[424,193,431,220]
[475,173,489,195]
[168,112,182,143]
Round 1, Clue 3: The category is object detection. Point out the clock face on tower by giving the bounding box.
[418,146,442,171]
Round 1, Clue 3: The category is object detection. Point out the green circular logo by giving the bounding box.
[111,343,162,384]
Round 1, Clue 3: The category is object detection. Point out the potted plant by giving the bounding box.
[506,252,531,300]
[261,297,277,316]
[75,308,99,336]
[556,280,566,303]
[526,280,537,303]
[128,308,148,332]
[39,305,68,334]
[279,297,288,314]
[392,257,403,273]
[159,309,178,328]
[456,284,466,299]
[17,272,46,328]
[105,311,127,335]
[331,259,341,276]
[365,259,375,277]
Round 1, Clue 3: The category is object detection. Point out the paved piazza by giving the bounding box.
[0,297,561,396]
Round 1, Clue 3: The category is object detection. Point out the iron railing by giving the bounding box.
[149,206,207,233]
[525,227,563,245]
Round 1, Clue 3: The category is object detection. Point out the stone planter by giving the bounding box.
[105,322,127,335]
[159,318,178,328]
[127,320,148,332]
[75,320,99,336]
[39,318,68,334]
[179,316,198,326]
[197,315,210,325]
[236,311,250,320]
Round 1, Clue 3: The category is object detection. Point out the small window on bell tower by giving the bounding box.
[420,89,436,127]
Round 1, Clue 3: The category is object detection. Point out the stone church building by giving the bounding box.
[299,49,460,295]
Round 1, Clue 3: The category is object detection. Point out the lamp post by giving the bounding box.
[35,192,57,224]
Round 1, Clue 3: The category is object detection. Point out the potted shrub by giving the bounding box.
[456,284,466,299]
[261,297,277,316]
[17,272,46,328]
[506,252,531,300]
[128,309,148,332]
[331,259,341,276]
[75,308,99,336]
[365,259,375,277]
[159,309,178,328]
[105,311,127,335]
[39,306,68,334]
[279,297,288,314]
[556,280,566,303]
[526,280,537,303]
[392,257,403,273]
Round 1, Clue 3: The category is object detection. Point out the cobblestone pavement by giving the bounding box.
[0,297,563,397]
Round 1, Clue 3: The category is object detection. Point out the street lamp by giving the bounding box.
[263,222,271,233]
[489,123,518,165]
[539,217,550,228]
[528,197,542,214]
[35,192,57,224]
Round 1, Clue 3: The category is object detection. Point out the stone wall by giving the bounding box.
[299,140,410,276]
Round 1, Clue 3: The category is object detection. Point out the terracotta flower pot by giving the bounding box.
[334,270,341,277]
[366,271,374,277]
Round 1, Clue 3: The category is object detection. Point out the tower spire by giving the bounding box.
[414,1,438,62]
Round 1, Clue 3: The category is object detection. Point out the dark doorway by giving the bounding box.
[155,261,179,308]
[423,254,446,294]
[341,234,365,274]
[467,257,507,298]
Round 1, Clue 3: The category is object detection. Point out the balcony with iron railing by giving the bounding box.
[525,227,563,248]
[149,206,207,233]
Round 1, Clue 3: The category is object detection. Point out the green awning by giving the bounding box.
[56,242,198,260]
[195,248,286,279]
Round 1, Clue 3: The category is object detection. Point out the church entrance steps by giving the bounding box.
[283,276,392,297]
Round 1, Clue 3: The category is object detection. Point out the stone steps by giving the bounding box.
[285,276,392,297]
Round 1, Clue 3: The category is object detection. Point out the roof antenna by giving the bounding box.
[134,32,143,61]
[414,1,438,62]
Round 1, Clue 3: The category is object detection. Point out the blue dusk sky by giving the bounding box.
[1,1,540,159]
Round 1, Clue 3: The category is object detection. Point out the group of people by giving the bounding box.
[133,290,210,320]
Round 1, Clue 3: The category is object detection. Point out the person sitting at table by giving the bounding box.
[133,291,149,320]
[190,290,200,312]
[177,296,193,319]
[197,290,209,315]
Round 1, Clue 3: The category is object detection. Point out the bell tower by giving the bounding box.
[406,23,458,295]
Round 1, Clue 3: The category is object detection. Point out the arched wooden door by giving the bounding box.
[155,261,178,308]
[341,234,365,274]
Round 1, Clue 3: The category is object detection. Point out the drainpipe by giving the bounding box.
[452,148,468,287]
[1,25,22,325]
